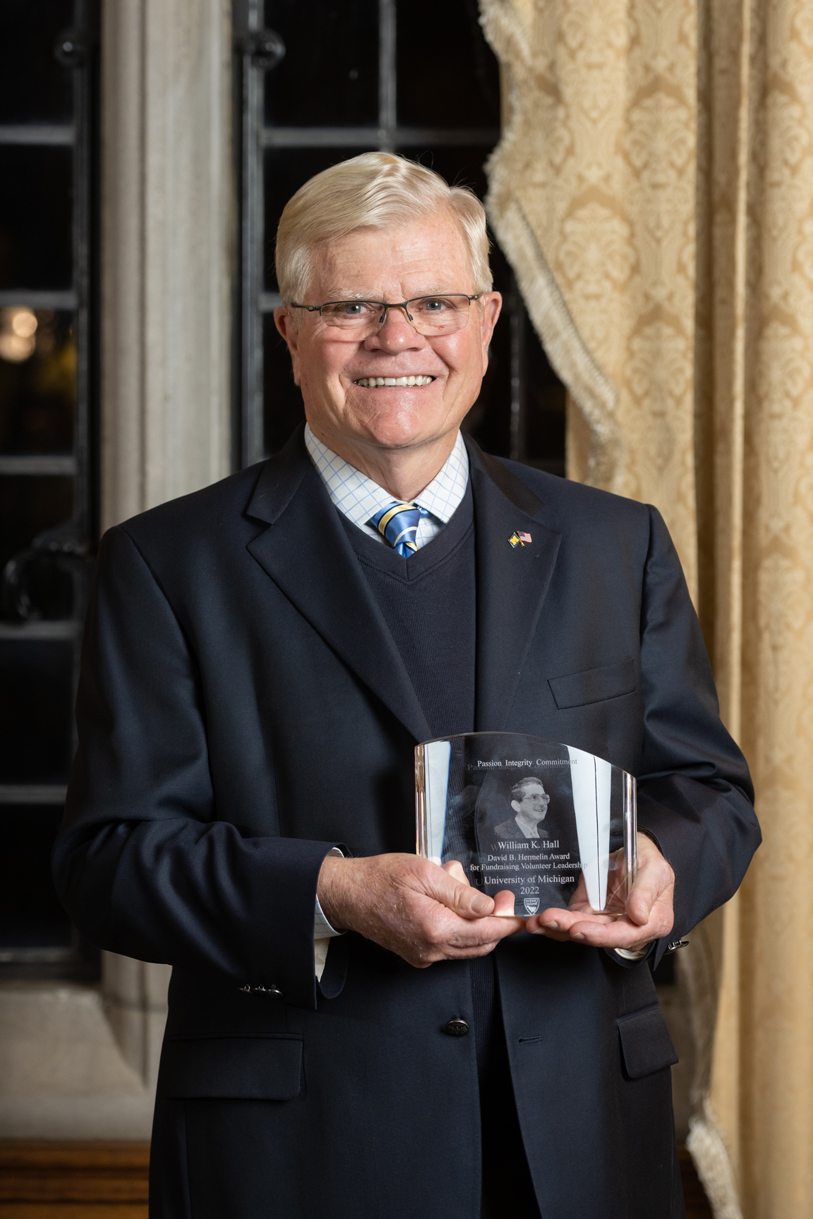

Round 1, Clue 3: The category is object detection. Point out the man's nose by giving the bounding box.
[364,305,426,352]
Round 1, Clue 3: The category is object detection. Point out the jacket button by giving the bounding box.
[444,1018,470,1037]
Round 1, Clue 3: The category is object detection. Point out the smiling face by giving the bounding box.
[274,209,501,480]
[511,783,550,826]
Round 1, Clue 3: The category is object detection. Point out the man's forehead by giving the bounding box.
[309,215,472,293]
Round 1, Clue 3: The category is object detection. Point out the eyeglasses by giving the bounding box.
[288,294,480,337]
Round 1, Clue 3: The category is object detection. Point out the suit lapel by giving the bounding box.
[245,430,432,744]
[467,440,562,732]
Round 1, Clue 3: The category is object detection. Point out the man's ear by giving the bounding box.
[510,800,521,815]
[479,292,502,374]
[274,306,301,386]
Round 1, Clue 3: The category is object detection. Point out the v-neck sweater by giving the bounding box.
[338,481,476,740]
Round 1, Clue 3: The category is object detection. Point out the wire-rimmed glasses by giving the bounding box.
[288,294,480,337]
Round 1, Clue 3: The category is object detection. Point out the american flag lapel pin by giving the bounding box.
[508,531,532,548]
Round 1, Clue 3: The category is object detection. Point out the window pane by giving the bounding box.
[0,146,73,291]
[264,312,304,455]
[395,144,490,203]
[0,809,70,950]
[397,0,500,129]
[264,146,377,292]
[0,0,74,125]
[0,475,74,569]
[0,641,73,783]
[522,309,566,474]
[0,310,75,454]
[0,476,75,621]
[463,246,566,472]
[264,0,379,127]
[0,805,72,951]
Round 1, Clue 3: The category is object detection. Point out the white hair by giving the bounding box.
[275,152,492,302]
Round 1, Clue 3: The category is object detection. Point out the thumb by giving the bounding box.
[426,865,494,918]
[454,883,495,918]
[626,874,659,926]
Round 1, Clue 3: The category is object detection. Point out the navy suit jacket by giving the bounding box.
[54,429,759,1219]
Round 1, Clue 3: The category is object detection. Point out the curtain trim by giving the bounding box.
[687,1104,744,1219]
[480,0,532,74]
[480,0,623,490]
[484,195,625,491]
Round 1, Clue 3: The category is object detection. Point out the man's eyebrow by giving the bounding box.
[322,286,462,300]
[322,290,377,300]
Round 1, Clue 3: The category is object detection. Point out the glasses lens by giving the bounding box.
[409,296,472,335]
[315,296,473,334]
[319,301,381,328]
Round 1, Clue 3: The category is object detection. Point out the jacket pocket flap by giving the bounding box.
[161,1036,303,1099]
[548,659,636,709]
[617,1005,678,1079]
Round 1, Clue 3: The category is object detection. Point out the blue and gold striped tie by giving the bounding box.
[370,502,426,556]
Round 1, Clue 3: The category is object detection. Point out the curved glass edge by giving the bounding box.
[624,769,638,900]
[415,732,638,916]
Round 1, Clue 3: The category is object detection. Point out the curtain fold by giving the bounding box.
[480,2,813,1216]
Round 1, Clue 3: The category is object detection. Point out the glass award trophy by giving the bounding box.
[415,733,637,916]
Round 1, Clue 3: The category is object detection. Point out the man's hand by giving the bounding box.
[524,832,675,953]
[317,853,524,968]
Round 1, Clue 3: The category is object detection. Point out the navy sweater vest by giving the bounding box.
[339,481,476,739]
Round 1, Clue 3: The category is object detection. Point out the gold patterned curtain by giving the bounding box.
[479,2,813,1217]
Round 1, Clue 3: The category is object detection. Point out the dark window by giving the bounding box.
[396,1,500,129]
[263,2,380,128]
[235,0,566,474]
[0,0,99,979]
[0,146,74,290]
[0,807,73,956]
[0,1,75,124]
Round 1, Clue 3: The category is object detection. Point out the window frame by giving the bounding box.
[0,0,100,975]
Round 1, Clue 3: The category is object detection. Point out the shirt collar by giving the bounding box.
[304,424,469,533]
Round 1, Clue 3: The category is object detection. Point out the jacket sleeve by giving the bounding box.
[634,506,760,962]
[53,525,341,1009]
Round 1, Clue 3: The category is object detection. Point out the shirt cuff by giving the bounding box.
[314,847,345,939]
[614,946,650,961]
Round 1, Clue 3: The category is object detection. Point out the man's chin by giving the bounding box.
[340,414,454,455]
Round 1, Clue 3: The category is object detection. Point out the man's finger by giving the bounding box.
[445,912,526,949]
[625,870,672,927]
[492,889,521,918]
[626,849,675,928]
[626,886,657,926]
[624,863,663,926]
[424,863,495,918]
[441,860,469,885]
[438,866,518,919]
[525,908,614,935]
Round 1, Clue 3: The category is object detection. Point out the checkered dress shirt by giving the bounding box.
[304,424,469,549]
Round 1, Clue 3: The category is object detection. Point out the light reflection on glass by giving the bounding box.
[0,310,75,454]
[0,307,38,363]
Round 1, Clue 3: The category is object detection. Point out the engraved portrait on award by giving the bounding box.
[415,733,637,916]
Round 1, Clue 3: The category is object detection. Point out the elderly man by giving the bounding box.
[55,153,759,1219]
